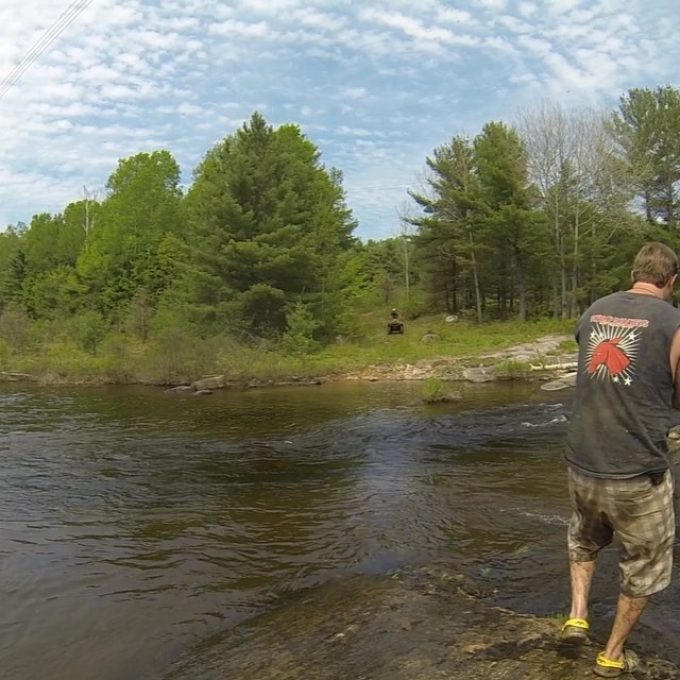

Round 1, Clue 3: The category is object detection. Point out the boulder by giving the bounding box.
[192,375,226,391]
[462,366,497,383]
[421,332,440,344]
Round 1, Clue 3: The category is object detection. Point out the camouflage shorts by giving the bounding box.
[567,466,675,598]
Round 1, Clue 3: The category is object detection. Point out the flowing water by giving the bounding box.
[1,381,679,680]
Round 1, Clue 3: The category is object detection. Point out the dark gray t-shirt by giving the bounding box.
[565,291,680,478]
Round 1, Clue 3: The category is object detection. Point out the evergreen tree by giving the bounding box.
[611,86,680,227]
[409,136,485,319]
[184,112,355,338]
[473,122,548,320]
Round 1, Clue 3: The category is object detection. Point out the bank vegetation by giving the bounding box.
[1,87,678,384]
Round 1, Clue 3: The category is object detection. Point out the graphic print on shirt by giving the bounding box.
[585,313,648,386]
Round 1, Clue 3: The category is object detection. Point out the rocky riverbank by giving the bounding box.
[165,561,680,680]
[179,334,577,395]
[0,335,578,392]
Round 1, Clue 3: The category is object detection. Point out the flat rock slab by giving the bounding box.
[481,334,573,362]
[165,563,679,680]
[541,372,578,391]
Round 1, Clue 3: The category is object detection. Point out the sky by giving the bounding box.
[0,0,678,241]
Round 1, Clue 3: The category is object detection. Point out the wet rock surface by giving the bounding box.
[165,562,680,680]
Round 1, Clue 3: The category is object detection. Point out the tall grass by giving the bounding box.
[0,309,575,386]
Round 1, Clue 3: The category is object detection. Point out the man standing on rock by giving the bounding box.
[562,242,680,677]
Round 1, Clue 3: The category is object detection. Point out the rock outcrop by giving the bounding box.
[165,562,679,680]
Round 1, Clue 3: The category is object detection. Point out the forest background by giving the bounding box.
[1,86,678,384]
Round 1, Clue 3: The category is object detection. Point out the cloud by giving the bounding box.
[340,87,368,99]
[0,0,677,238]
[436,8,474,24]
[293,8,347,31]
[477,0,508,9]
[517,2,538,18]
[359,8,454,45]
[207,19,269,38]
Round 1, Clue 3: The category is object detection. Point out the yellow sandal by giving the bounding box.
[560,617,589,644]
[593,649,640,677]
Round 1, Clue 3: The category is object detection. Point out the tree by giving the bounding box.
[281,302,320,354]
[184,112,356,338]
[409,136,486,319]
[77,150,184,316]
[473,122,548,321]
[520,102,644,314]
[610,87,680,227]
[0,228,24,310]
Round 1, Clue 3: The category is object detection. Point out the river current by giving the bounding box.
[1,382,678,679]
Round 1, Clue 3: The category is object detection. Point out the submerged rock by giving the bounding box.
[164,562,679,680]
[165,385,195,394]
[540,372,578,392]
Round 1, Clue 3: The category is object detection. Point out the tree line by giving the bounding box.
[0,87,679,360]
[409,86,680,321]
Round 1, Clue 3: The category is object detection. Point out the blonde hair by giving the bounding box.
[631,242,678,287]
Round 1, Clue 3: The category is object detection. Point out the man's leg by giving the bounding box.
[569,559,596,620]
[602,594,648,662]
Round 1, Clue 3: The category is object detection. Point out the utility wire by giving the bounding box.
[0,0,95,102]
[0,0,89,97]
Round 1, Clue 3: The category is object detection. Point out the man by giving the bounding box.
[562,242,680,677]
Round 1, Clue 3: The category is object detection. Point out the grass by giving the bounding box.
[308,315,574,371]
[494,359,532,380]
[0,312,576,386]
[420,377,462,403]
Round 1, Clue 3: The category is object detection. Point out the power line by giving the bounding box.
[0,0,95,102]
[0,0,91,98]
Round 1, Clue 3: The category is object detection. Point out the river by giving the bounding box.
[1,381,679,679]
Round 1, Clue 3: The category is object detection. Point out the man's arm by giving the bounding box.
[670,327,680,410]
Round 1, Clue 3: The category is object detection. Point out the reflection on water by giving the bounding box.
[0,382,678,679]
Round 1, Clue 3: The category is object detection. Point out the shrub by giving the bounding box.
[495,359,531,379]
[281,302,320,355]
[422,377,448,403]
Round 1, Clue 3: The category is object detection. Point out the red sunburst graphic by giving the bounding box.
[587,338,630,376]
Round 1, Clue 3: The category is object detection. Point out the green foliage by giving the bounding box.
[68,311,108,355]
[184,112,355,338]
[235,283,287,338]
[98,333,136,383]
[77,150,184,316]
[3,93,680,384]
[0,338,10,369]
[494,359,531,379]
[281,302,321,355]
[410,135,482,317]
[22,267,85,319]
[410,125,547,322]
[0,247,26,309]
[421,377,449,403]
[0,304,32,352]
[611,86,680,226]
[124,289,154,342]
